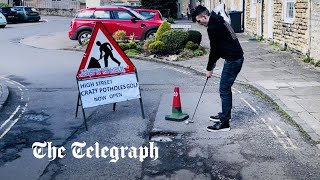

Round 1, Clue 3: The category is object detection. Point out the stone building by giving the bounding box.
[242,0,319,59]
[221,0,319,61]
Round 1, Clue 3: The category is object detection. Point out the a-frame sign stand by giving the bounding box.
[75,22,145,131]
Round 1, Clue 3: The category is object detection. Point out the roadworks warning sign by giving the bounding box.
[76,22,141,109]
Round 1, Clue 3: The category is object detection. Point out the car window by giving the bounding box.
[94,10,111,19]
[1,7,11,13]
[14,7,23,11]
[128,9,146,20]
[76,11,93,18]
[25,7,33,12]
[113,10,133,20]
[138,11,155,20]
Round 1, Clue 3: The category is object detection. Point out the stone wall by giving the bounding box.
[244,0,257,35]
[273,0,309,54]
[36,8,78,17]
[310,0,320,61]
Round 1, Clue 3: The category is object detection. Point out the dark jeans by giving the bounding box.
[219,57,244,122]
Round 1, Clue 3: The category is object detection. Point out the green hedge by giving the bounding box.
[148,41,165,54]
[155,21,171,41]
[125,49,140,55]
[159,30,188,54]
[186,30,202,45]
[185,41,199,51]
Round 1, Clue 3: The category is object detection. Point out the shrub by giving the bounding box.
[303,56,312,63]
[148,41,165,54]
[167,17,175,24]
[125,49,140,55]
[0,3,8,6]
[155,21,171,41]
[159,29,188,54]
[197,45,207,54]
[119,43,130,51]
[193,48,205,56]
[136,41,144,51]
[178,49,194,60]
[186,30,202,45]
[128,41,137,49]
[143,38,155,54]
[185,41,199,51]
[315,60,320,67]
[113,30,126,41]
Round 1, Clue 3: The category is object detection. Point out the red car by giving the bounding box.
[69,6,163,45]
[134,9,164,21]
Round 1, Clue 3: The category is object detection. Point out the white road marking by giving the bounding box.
[276,125,297,149]
[0,103,27,139]
[261,118,288,149]
[268,117,273,122]
[232,90,235,94]
[241,98,257,113]
[163,66,191,74]
[0,105,21,130]
[232,87,242,94]
[0,77,29,138]
[6,80,14,85]
[0,118,20,139]
[1,77,26,89]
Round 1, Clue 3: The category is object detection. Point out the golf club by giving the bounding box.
[186,77,209,124]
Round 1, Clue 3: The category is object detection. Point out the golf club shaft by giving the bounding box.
[191,77,209,120]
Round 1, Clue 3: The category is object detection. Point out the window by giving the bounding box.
[284,0,294,23]
[113,10,133,20]
[139,11,155,19]
[76,11,93,18]
[94,11,111,19]
[250,0,257,18]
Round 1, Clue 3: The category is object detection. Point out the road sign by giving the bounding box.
[78,73,140,108]
[75,22,145,130]
[170,24,192,29]
[76,22,135,80]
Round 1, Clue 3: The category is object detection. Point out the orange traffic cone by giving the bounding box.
[165,87,189,121]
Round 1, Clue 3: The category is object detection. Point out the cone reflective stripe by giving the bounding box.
[165,87,189,121]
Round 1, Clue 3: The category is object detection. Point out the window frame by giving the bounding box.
[250,0,257,18]
[283,0,294,24]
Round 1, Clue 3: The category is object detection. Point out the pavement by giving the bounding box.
[13,19,320,144]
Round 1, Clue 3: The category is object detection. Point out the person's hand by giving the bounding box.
[206,70,213,78]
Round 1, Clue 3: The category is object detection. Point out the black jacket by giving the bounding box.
[206,11,243,71]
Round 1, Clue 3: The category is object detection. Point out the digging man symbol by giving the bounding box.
[96,41,121,67]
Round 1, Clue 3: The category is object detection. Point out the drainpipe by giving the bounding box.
[242,0,245,32]
[260,0,264,38]
[307,0,312,57]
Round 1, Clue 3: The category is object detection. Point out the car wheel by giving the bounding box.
[0,25,6,28]
[78,31,92,45]
[145,30,157,40]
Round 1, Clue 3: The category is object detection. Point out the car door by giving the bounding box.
[111,10,144,40]
[13,7,24,21]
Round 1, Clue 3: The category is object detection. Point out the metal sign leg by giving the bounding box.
[139,98,145,119]
[75,93,80,118]
[81,107,88,131]
[112,103,116,111]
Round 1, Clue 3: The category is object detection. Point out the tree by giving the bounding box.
[141,0,178,18]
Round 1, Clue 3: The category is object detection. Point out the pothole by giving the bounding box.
[23,112,50,122]
[149,131,181,142]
